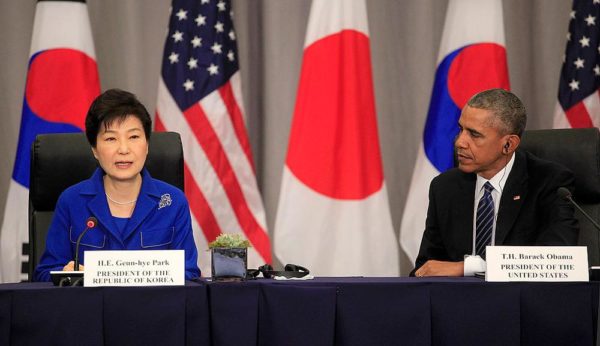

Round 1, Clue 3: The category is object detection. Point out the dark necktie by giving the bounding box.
[475,182,495,258]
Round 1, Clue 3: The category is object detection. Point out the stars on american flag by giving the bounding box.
[569,79,580,91]
[161,0,240,110]
[585,14,596,25]
[176,9,188,20]
[168,52,179,64]
[187,57,198,69]
[172,30,184,42]
[211,42,222,54]
[558,0,600,110]
[195,14,206,26]
[214,21,224,33]
[183,79,194,91]
[207,63,219,75]
[191,36,202,48]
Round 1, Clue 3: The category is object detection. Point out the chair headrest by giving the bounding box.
[30,132,184,211]
[519,128,600,202]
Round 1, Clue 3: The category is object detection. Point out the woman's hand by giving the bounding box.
[63,261,84,271]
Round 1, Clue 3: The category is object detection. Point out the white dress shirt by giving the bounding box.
[464,153,515,276]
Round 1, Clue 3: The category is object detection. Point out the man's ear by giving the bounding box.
[504,134,520,154]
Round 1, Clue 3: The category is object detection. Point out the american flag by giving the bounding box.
[155,0,271,275]
[555,0,600,128]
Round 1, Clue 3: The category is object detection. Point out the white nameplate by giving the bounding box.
[486,246,588,282]
[84,250,185,287]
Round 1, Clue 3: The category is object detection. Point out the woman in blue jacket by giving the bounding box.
[34,89,200,281]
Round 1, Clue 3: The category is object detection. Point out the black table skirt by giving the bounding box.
[0,277,597,346]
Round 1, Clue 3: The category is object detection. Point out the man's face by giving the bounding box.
[455,106,510,179]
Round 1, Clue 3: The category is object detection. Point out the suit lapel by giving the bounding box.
[122,170,160,240]
[82,169,161,244]
[495,151,528,245]
[456,172,476,253]
[87,193,123,246]
[123,194,156,240]
[82,169,124,247]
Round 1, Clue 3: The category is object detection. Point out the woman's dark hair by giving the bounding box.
[85,88,152,147]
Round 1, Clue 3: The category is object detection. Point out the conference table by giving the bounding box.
[0,277,597,345]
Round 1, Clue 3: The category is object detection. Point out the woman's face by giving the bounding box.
[92,115,148,183]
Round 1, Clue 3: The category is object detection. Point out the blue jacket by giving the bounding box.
[34,168,201,281]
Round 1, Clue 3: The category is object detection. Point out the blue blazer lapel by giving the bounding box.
[81,169,124,246]
[122,170,161,240]
[87,193,123,245]
[123,194,156,240]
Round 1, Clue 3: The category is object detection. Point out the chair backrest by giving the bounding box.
[519,128,600,265]
[28,132,184,280]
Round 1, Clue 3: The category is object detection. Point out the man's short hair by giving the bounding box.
[85,88,152,147]
[466,88,527,137]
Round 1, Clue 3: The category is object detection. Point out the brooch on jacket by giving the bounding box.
[158,193,172,209]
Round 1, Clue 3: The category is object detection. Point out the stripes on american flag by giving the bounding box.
[155,0,271,275]
[555,0,600,128]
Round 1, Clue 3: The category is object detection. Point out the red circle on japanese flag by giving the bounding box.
[447,43,510,109]
[25,48,100,130]
[286,30,384,200]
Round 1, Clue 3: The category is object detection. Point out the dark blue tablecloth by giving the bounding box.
[0,277,597,346]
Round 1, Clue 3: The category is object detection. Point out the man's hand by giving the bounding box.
[63,261,84,272]
[414,260,463,277]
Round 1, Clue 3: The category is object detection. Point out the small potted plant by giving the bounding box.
[209,233,251,280]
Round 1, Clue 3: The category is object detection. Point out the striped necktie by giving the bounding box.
[475,182,495,258]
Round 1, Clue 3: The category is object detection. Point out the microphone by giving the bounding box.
[74,217,98,271]
[557,187,600,232]
[51,216,97,286]
[558,187,600,281]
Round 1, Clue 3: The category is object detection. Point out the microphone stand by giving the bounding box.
[559,188,600,285]
[563,194,600,232]
[51,217,97,287]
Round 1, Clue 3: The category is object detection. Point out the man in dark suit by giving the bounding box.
[412,89,578,277]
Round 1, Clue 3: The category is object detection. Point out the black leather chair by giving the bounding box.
[520,128,600,265]
[28,132,184,280]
